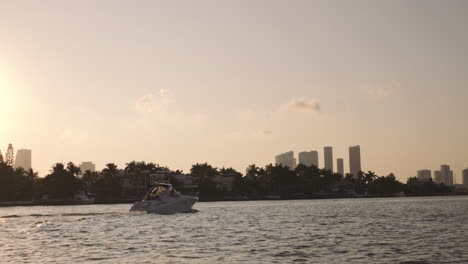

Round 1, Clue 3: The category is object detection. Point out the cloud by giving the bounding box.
[257,129,273,136]
[281,97,321,113]
[366,87,391,98]
[158,89,175,105]
[361,81,400,98]
[135,94,154,112]
[135,89,175,113]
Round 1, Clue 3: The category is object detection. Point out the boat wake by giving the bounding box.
[2,209,199,219]
[1,212,128,219]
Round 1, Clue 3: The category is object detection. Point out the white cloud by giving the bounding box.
[158,89,175,105]
[281,97,321,113]
[135,94,154,112]
[133,89,206,130]
[135,89,175,113]
[361,81,400,98]
[366,87,391,98]
[256,129,273,136]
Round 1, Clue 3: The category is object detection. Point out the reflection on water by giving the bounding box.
[1,197,468,264]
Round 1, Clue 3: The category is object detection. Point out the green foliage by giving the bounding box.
[41,163,80,199]
[5,144,14,167]
[0,158,461,202]
[404,177,453,196]
[190,163,220,200]
[368,173,404,195]
[0,162,35,201]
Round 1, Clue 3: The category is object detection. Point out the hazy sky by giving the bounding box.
[1,0,467,181]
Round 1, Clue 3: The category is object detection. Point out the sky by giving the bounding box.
[1,0,467,181]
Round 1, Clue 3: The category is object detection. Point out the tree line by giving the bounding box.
[0,156,457,202]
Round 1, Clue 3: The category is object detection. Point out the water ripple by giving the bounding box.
[1,197,468,263]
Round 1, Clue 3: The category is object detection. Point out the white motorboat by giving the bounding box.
[129,183,198,214]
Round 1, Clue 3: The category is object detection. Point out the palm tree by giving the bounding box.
[14,167,26,178]
[45,163,77,198]
[82,170,98,183]
[103,163,118,175]
[190,163,218,182]
[25,168,38,180]
[102,163,118,185]
[364,171,377,185]
[125,161,138,174]
[66,162,81,178]
[246,164,259,178]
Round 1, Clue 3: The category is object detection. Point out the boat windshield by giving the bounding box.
[148,185,169,199]
[143,184,182,200]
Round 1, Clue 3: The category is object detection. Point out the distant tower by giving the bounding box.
[324,147,333,171]
[79,161,96,176]
[5,144,14,167]
[275,151,296,169]
[463,168,468,188]
[337,158,344,176]
[349,145,361,177]
[417,170,432,180]
[440,165,453,186]
[14,149,32,170]
[310,151,319,167]
[434,170,442,183]
[298,152,311,166]
[298,151,319,167]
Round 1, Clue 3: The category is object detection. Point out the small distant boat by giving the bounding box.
[129,183,198,214]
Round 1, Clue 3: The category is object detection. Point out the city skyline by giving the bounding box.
[1,2,468,264]
[3,142,468,184]
[1,0,468,181]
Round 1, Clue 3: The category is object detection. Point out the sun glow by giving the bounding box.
[0,67,15,130]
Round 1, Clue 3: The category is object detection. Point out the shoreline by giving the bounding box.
[1,193,466,207]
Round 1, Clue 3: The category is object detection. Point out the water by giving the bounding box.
[1,197,468,264]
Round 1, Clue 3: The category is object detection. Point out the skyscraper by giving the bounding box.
[324,146,333,171]
[14,149,32,170]
[298,151,319,167]
[440,165,453,186]
[275,151,296,169]
[434,170,442,183]
[337,158,344,176]
[417,170,432,180]
[349,145,361,177]
[79,161,96,176]
[311,151,319,167]
[463,168,468,188]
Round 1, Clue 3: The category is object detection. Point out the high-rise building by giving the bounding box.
[440,165,453,186]
[349,145,361,177]
[311,151,319,167]
[14,149,32,170]
[275,151,296,169]
[79,162,96,176]
[434,170,442,183]
[298,151,319,167]
[417,170,432,180]
[337,158,344,176]
[324,147,333,171]
[463,168,468,188]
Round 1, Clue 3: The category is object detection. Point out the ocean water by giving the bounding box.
[1,196,468,264]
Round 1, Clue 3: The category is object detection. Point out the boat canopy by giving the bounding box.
[143,184,181,200]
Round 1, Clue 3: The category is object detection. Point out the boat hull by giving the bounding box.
[130,195,198,214]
